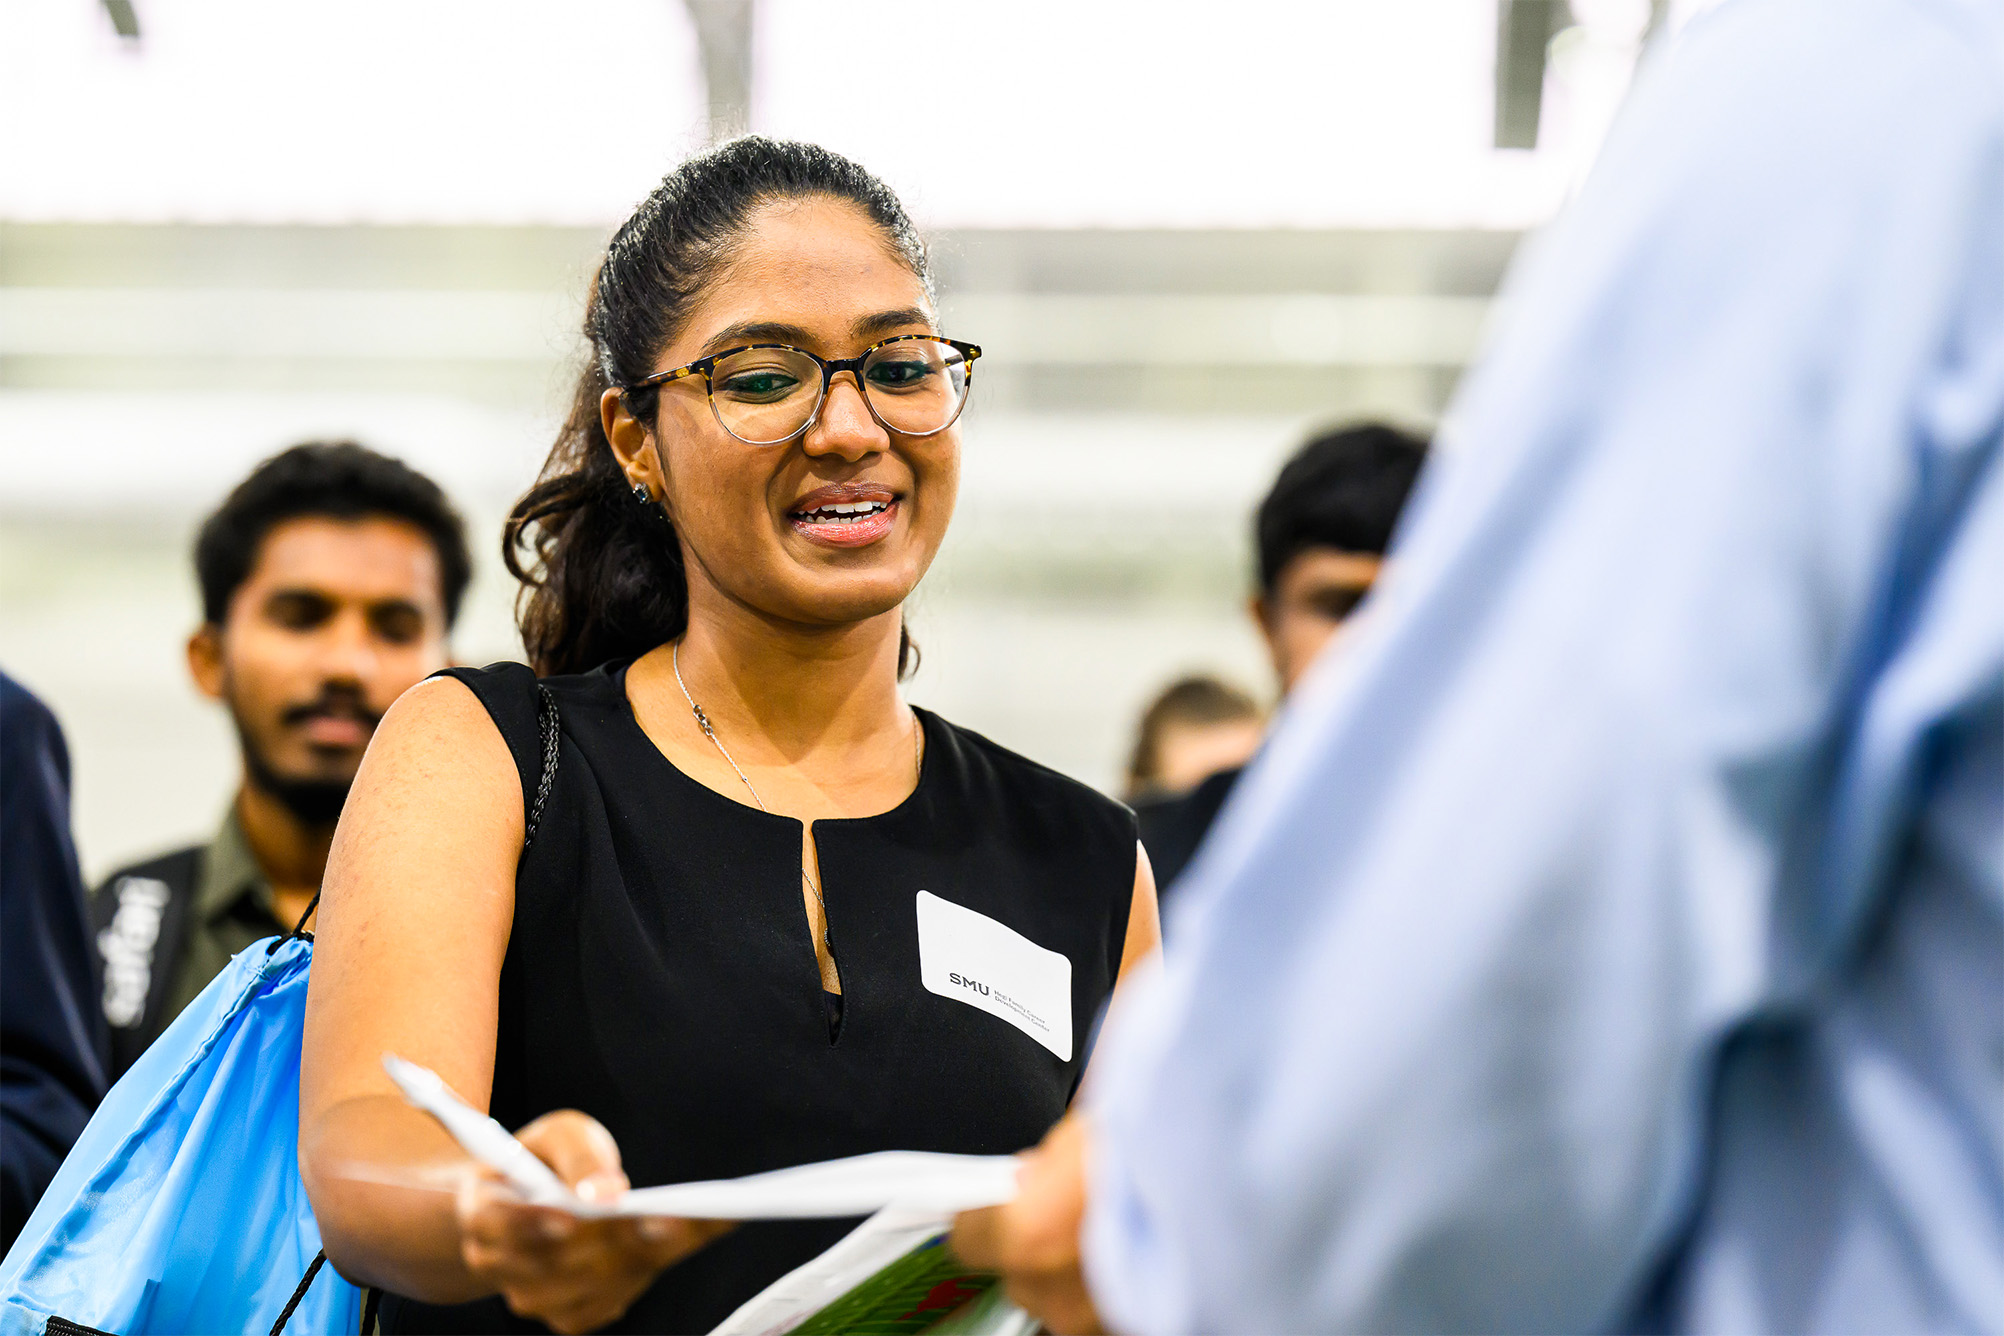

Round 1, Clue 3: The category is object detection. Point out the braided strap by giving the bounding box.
[267,1249,328,1336]
[524,685,559,849]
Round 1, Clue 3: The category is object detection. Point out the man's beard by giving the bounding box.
[239,735,352,827]
[232,683,381,829]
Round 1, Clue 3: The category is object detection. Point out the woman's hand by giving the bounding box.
[951,1112,1104,1335]
[456,1109,734,1334]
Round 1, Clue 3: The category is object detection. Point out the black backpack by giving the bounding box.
[89,846,202,1082]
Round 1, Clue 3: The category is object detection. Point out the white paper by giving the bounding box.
[385,1054,1022,1220]
[916,890,1074,1060]
[617,1151,1020,1220]
[383,1054,576,1208]
[708,1206,957,1336]
[709,1207,1041,1336]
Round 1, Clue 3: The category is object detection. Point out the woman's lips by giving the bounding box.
[790,496,900,548]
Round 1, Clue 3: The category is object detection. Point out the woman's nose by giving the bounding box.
[801,373,888,461]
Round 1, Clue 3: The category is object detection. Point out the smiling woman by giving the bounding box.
[297,138,1158,1335]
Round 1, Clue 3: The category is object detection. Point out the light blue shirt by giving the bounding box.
[1082,1,2004,1331]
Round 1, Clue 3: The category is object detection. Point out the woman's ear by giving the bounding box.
[601,388,658,495]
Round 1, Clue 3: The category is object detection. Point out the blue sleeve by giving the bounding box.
[1,673,109,1252]
[1079,0,2004,1331]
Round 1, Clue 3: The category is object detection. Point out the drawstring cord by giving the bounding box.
[267,890,321,954]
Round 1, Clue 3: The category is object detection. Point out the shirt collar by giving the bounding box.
[194,803,274,925]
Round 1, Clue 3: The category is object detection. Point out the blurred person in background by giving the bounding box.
[299,138,1157,1335]
[1,674,109,1253]
[1121,675,1264,802]
[91,442,468,1081]
[1251,423,1430,700]
[957,0,2004,1330]
[1133,423,1427,899]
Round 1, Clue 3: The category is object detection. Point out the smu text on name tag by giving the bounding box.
[915,890,1073,1061]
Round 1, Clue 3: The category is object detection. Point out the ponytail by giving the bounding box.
[505,362,689,676]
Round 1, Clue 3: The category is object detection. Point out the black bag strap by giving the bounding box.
[524,685,559,850]
[268,1251,327,1336]
[267,891,320,955]
[269,687,560,1331]
[267,1251,383,1336]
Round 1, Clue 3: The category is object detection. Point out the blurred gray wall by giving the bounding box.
[0,221,1516,878]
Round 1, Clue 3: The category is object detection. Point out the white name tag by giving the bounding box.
[916,891,1073,1061]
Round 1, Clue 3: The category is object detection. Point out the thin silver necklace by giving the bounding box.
[672,640,922,910]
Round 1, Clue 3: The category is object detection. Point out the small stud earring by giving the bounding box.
[631,483,652,506]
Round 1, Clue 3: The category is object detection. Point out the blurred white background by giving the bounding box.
[0,0,1661,878]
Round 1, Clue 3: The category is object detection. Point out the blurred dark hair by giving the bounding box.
[194,441,471,627]
[1125,674,1264,797]
[505,136,932,678]
[1255,422,1430,596]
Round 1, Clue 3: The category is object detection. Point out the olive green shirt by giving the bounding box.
[162,807,290,1024]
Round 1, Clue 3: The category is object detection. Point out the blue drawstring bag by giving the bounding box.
[1,687,558,1336]
[0,932,362,1335]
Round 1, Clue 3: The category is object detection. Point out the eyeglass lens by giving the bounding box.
[708,339,970,445]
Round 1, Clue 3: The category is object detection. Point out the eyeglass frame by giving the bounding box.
[619,334,983,446]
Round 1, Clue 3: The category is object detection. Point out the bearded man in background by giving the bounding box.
[92,442,468,1079]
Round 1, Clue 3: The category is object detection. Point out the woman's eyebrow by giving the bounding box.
[853,307,934,339]
[701,320,815,354]
[699,308,934,357]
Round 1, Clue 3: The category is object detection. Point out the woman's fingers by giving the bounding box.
[516,1108,628,1197]
[457,1174,570,1247]
[448,1116,736,1331]
[493,1223,669,1334]
[473,1222,634,1329]
[630,1215,738,1270]
[536,1288,643,1336]
[450,1150,735,1331]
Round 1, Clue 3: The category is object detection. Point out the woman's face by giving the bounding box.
[605,197,961,635]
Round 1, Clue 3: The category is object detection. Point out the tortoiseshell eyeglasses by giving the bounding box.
[622,335,982,446]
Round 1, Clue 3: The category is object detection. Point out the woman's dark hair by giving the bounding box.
[505,136,933,678]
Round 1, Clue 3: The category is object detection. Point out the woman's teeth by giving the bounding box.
[800,501,889,524]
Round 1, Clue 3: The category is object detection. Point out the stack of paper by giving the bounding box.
[713,1207,1038,1336]
[384,1054,1036,1335]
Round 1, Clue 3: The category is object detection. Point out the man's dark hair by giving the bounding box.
[1255,422,1430,596]
[194,441,472,626]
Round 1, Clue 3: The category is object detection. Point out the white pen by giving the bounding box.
[382,1053,578,1211]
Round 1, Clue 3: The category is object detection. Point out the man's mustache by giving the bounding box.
[281,689,383,733]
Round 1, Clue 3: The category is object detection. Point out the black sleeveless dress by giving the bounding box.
[380,662,1137,1335]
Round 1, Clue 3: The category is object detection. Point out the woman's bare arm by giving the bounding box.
[1116,843,1162,983]
[303,679,726,1330]
[299,676,523,1299]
